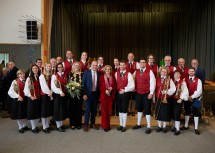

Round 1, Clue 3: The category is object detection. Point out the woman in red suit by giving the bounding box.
[99,65,117,132]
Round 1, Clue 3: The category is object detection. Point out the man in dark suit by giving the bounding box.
[191,59,206,89]
[4,62,18,115]
[82,61,100,132]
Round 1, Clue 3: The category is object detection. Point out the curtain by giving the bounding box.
[51,0,215,79]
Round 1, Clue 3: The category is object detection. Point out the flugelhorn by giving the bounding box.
[161,76,170,103]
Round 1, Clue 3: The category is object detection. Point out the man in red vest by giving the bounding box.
[126,53,139,116]
[181,67,202,135]
[115,60,135,132]
[132,58,156,134]
[176,58,189,79]
[63,50,75,76]
[163,55,176,79]
[97,55,105,74]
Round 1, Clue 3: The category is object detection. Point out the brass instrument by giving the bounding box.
[161,76,170,103]
[175,83,182,99]
[14,81,20,100]
[29,80,36,98]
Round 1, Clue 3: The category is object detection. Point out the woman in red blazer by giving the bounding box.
[99,65,117,132]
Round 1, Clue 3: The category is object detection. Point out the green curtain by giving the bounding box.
[51,0,215,79]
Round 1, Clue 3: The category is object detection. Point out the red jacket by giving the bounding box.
[99,74,117,101]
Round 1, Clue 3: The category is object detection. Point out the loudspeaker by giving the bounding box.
[26,21,38,40]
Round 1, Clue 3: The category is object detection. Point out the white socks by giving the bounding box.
[158,121,162,127]
[175,121,180,131]
[158,121,166,128]
[119,113,127,127]
[41,118,50,129]
[56,121,63,128]
[122,113,127,127]
[119,113,123,126]
[16,120,23,130]
[146,115,151,128]
[194,117,199,130]
[30,120,37,130]
[185,115,190,128]
[137,112,143,126]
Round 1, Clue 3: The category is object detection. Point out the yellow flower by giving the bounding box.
[72,87,75,90]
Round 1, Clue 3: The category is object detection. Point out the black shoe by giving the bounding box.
[57,126,65,132]
[195,130,200,135]
[76,126,81,130]
[104,128,109,132]
[90,124,99,130]
[121,127,126,132]
[43,128,50,134]
[181,126,189,130]
[145,128,151,134]
[22,126,30,131]
[156,127,162,132]
[50,120,56,125]
[70,126,76,130]
[174,130,180,136]
[132,125,141,130]
[117,126,123,131]
[18,128,24,134]
[171,127,176,132]
[47,127,53,131]
[162,128,168,133]
[61,125,68,129]
[107,127,111,131]
[31,128,39,134]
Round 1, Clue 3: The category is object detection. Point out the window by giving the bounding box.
[0,53,9,67]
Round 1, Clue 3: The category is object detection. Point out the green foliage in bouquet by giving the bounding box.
[66,81,82,99]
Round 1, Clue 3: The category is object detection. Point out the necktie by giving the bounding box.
[140,69,143,74]
[189,78,193,83]
[120,72,124,77]
[150,64,154,68]
[129,62,132,68]
[69,60,72,65]
[92,72,96,91]
[181,67,184,72]
[99,65,101,69]
[161,77,164,83]
[52,68,55,73]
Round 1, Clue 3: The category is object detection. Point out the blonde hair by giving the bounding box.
[72,61,81,73]
[103,65,112,74]
[159,66,169,76]
[43,63,52,79]
[16,69,25,76]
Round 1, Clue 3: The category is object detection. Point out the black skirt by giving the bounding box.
[171,98,182,121]
[27,98,41,120]
[155,98,171,122]
[41,95,53,118]
[53,94,68,121]
[11,97,27,120]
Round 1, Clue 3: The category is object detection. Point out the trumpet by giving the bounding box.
[175,83,182,99]
[14,81,21,100]
[161,76,170,103]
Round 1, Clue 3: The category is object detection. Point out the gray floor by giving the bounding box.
[0,117,215,153]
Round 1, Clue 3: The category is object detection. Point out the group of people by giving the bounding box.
[4,50,206,136]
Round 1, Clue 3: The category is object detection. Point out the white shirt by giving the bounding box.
[133,68,156,95]
[190,77,202,99]
[24,77,33,97]
[91,70,97,87]
[39,74,52,95]
[51,72,64,95]
[8,79,25,98]
[166,79,176,96]
[115,70,135,92]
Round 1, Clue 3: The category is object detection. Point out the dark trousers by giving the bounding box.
[69,97,83,127]
[117,92,129,113]
[112,92,119,114]
[135,93,152,115]
[84,92,98,125]
[184,100,200,117]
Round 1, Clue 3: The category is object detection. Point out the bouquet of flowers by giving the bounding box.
[66,80,82,99]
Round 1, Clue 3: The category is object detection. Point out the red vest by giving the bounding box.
[173,78,183,99]
[16,79,25,98]
[55,73,67,93]
[176,66,189,79]
[185,77,198,96]
[64,59,75,76]
[112,66,120,75]
[30,79,41,99]
[126,61,137,74]
[166,65,174,79]
[80,60,89,72]
[146,63,158,77]
[155,77,171,99]
[41,76,51,95]
[135,68,150,94]
[98,64,105,74]
[117,71,128,91]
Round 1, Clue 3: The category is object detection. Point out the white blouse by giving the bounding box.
[39,74,52,95]
[51,73,63,95]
